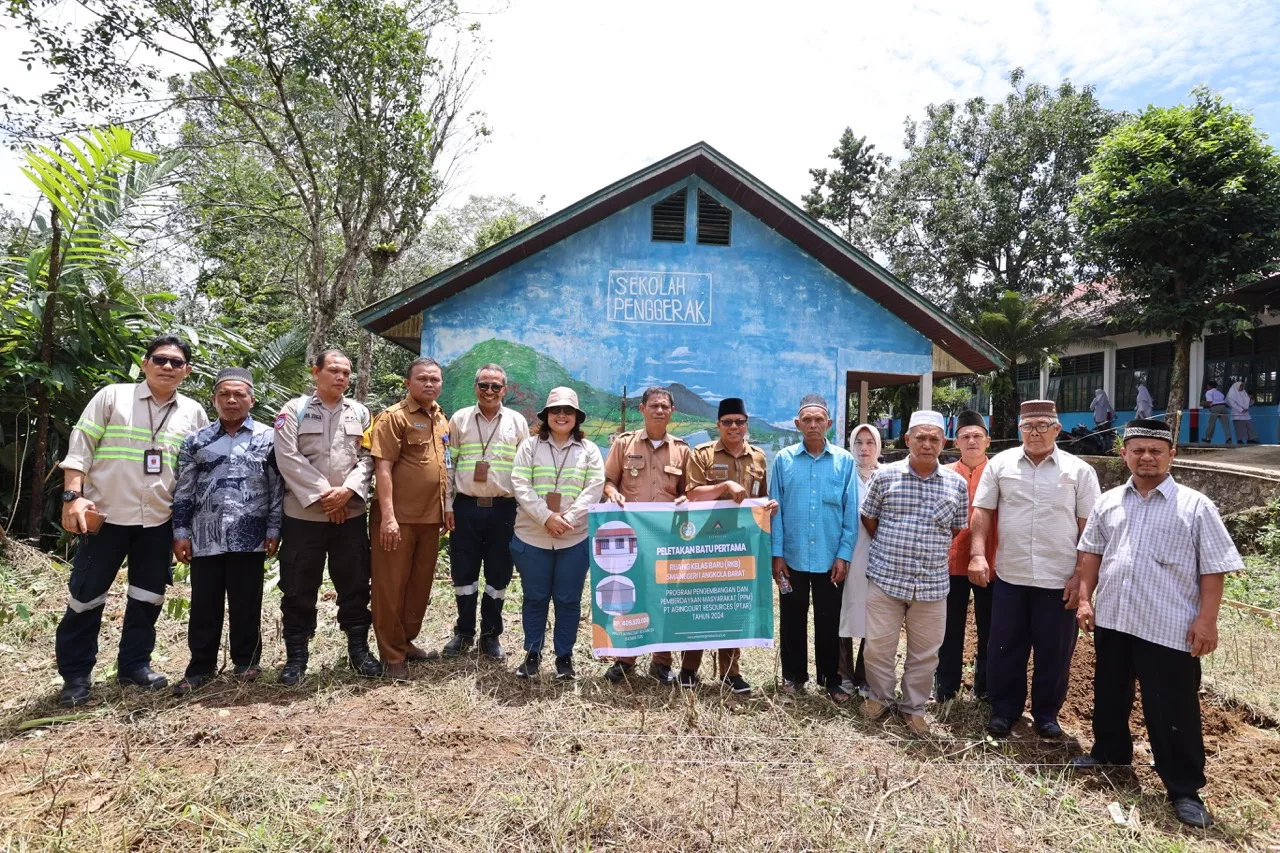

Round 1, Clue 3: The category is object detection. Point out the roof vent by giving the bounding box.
[696,190,731,246]
[651,189,686,243]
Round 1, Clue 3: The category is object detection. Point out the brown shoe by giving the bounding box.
[902,713,931,735]
[384,662,410,681]
[861,698,889,720]
[406,643,439,662]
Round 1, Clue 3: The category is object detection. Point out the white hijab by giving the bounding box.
[1227,382,1251,414]
[850,423,882,481]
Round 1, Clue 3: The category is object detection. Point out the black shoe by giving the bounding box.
[1172,796,1212,828]
[173,674,212,696]
[1035,720,1064,739]
[281,636,310,686]
[346,629,383,678]
[233,664,262,681]
[935,690,957,703]
[555,655,575,681]
[722,674,752,694]
[479,635,505,661]
[442,634,473,657]
[604,661,634,683]
[516,651,540,679]
[1070,755,1123,770]
[649,661,676,685]
[677,668,700,689]
[985,715,1014,737]
[118,666,168,690]
[58,677,91,708]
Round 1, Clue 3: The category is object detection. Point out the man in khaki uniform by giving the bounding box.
[601,386,690,685]
[685,397,776,693]
[369,357,451,680]
[442,362,529,661]
[273,349,379,684]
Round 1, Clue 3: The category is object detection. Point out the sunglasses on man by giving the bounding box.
[719,418,748,427]
[147,355,188,369]
[475,382,506,392]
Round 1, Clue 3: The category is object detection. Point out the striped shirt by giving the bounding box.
[446,404,530,509]
[861,459,969,601]
[511,434,606,549]
[172,417,284,556]
[61,382,210,527]
[769,441,859,573]
[1079,475,1242,652]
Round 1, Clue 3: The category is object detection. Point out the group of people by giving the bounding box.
[1202,379,1262,445]
[54,335,1240,829]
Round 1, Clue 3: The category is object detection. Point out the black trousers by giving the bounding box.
[988,578,1078,724]
[278,515,372,639]
[55,521,172,680]
[935,575,994,700]
[779,570,843,688]
[449,495,517,638]
[1091,627,1206,800]
[186,551,266,677]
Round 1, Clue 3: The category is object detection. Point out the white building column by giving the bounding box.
[1039,365,1050,400]
[1103,347,1116,405]
[1189,338,1205,411]
[919,371,933,410]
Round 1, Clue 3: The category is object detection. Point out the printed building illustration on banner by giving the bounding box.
[358,144,1003,447]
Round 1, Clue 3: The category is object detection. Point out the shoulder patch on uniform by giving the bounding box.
[274,413,288,430]
[694,440,715,450]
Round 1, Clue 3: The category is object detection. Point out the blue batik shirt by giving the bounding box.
[769,441,859,572]
[172,417,284,556]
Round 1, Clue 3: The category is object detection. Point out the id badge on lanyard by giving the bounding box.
[144,399,174,477]
[144,449,163,475]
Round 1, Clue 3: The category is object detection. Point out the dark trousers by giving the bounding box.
[779,570,843,688]
[837,637,866,686]
[510,536,589,658]
[186,551,266,677]
[278,515,372,639]
[1091,627,1206,800]
[449,495,517,638]
[987,578,1077,724]
[55,521,173,680]
[935,575,993,700]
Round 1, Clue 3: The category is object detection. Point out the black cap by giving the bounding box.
[955,410,987,434]
[718,398,747,419]
[1123,417,1173,445]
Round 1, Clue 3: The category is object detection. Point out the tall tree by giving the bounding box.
[802,128,888,250]
[874,69,1121,308]
[1073,87,1280,436]
[964,291,1099,439]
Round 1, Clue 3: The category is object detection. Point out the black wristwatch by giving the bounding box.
[61,490,82,503]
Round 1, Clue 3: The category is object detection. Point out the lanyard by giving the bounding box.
[475,409,502,459]
[548,440,574,490]
[147,397,175,444]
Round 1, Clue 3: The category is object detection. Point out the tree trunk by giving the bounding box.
[26,206,62,542]
[356,251,397,403]
[1167,321,1194,442]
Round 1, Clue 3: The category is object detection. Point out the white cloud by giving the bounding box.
[671,367,714,374]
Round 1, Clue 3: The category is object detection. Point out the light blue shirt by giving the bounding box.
[769,441,859,572]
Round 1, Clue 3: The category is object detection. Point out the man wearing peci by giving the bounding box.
[442,363,530,660]
[55,335,209,706]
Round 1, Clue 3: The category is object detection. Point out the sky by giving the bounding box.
[2,0,1279,215]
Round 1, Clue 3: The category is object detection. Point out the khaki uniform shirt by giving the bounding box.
[61,382,210,527]
[686,438,769,497]
[274,394,373,522]
[369,397,450,524]
[445,404,530,510]
[603,430,689,502]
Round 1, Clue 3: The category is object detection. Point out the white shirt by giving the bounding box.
[973,445,1100,588]
[1079,475,1242,652]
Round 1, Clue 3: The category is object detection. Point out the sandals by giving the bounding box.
[172,674,212,696]
[828,686,851,704]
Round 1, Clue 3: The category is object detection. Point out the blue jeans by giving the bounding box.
[510,536,589,658]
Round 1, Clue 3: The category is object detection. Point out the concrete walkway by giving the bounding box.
[1176,444,1280,480]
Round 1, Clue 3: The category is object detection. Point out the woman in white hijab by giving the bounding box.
[1227,381,1259,444]
[1135,382,1154,419]
[837,423,881,693]
[1090,389,1113,427]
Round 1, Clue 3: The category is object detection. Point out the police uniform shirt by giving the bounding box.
[603,430,689,502]
[61,382,210,527]
[369,397,450,524]
[274,394,373,522]
[686,438,769,498]
[445,404,530,509]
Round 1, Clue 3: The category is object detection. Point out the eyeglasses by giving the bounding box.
[147,355,188,369]
[476,382,505,392]
[1019,422,1056,434]
[545,406,576,416]
[719,418,748,427]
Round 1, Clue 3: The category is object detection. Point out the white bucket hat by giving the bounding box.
[538,386,586,423]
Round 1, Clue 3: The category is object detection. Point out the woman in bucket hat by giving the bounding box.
[508,387,605,679]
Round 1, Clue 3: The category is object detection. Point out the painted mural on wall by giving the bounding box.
[424,177,935,452]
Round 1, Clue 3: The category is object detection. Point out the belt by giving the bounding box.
[456,493,515,508]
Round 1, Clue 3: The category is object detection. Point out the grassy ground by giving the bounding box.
[1,539,1278,852]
